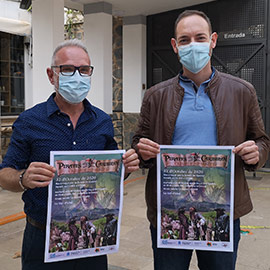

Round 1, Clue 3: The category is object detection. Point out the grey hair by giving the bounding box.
[51,39,89,66]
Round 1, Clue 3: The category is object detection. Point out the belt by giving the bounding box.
[27,216,46,231]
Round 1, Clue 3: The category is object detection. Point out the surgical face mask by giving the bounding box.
[57,71,91,104]
[177,39,211,74]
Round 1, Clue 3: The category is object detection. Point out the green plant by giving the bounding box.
[65,8,83,39]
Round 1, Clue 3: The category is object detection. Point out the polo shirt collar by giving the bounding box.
[179,67,216,85]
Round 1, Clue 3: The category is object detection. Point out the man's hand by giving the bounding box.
[233,140,259,165]
[137,138,160,161]
[122,149,140,174]
[22,162,56,189]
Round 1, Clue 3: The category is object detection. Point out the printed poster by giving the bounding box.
[157,146,235,252]
[45,150,125,263]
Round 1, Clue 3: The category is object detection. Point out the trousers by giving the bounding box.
[150,219,240,270]
[22,221,108,270]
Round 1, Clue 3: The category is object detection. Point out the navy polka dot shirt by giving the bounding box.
[0,93,118,224]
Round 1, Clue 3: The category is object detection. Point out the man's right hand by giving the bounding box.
[136,138,160,161]
[22,162,56,189]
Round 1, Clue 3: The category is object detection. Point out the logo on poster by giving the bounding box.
[182,241,192,246]
[71,251,80,255]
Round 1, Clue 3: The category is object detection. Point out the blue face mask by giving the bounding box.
[177,40,211,74]
[58,71,91,104]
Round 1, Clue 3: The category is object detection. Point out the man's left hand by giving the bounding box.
[233,140,259,165]
[122,149,140,175]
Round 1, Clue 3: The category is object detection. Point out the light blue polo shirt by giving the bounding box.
[172,69,217,146]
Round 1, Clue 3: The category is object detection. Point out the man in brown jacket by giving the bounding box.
[132,10,269,270]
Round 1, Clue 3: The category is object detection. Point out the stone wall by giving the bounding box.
[112,17,123,149]
[111,17,140,150]
[123,113,140,149]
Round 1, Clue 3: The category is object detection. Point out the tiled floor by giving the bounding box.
[0,169,270,270]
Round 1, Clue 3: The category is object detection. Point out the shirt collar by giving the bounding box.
[179,67,216,86]
[46,93,96,119]
[46,93,59,117]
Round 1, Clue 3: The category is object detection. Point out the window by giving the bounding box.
[0,32,25,116]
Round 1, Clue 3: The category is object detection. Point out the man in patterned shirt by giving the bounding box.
[0,39,139,270]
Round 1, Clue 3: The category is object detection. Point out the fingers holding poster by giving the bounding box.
[157,146,234,252]
[45,150,125,263]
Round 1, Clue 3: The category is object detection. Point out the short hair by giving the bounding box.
[51,39,89,66]
[174,10,212,38]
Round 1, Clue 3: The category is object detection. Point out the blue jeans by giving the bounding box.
[150,219,240,270]
[22,221,108,270]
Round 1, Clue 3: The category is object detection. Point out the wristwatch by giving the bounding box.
[19,170,27,191]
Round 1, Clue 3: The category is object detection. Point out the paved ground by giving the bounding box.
[0,169,269,270]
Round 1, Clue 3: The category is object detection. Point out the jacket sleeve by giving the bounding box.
[131,90,156,169]
[244,86,270,171]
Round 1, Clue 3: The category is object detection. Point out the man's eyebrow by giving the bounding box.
[196,33,208,37]
[176,35,190,42]
[178,34,189,39]
[177,33,208,41]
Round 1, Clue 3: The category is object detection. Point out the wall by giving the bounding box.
[112,17,141,150]
[0,0,31,23]
[112,16,123,149]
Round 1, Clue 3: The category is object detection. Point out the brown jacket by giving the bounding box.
[132,70,269,228]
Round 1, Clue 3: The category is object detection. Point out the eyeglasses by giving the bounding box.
[51,65,94,77]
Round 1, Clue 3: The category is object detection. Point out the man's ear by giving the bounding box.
[47,68,55,85]
[210,32,218,49]
[171,38,179,54]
